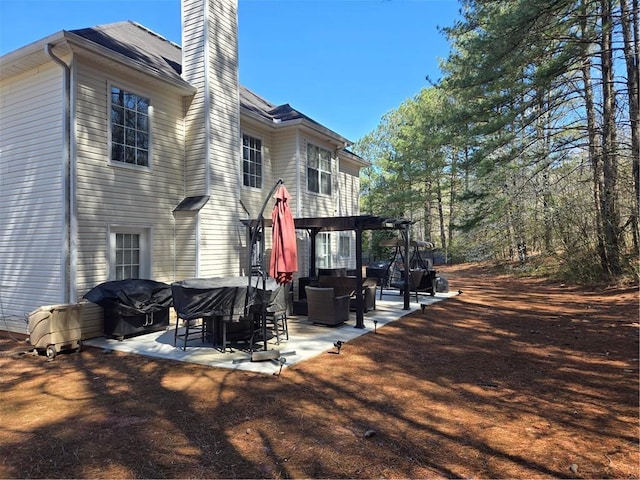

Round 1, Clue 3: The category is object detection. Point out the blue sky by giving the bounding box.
[0,0,461,142]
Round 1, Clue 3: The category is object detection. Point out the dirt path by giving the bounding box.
[1,263,638,479]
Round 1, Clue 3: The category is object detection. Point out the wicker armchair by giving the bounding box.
[305,286,350,326]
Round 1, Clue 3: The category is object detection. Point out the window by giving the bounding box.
[109,227,150,280]
[242,134,262,188]
[307,144,332,195]
[338,234,351,258]
[115,233,140,279]
[317,232,332,268]
[110,86,150,167]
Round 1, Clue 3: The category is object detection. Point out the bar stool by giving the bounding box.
[265,308,288,344]
[174,316,209,351]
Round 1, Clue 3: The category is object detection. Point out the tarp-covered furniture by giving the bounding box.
[84,279,172,340]
[171,277,280,351]
[305,286,350,326]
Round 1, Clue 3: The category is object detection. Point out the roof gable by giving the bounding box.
[2,20,357,147]
[70,21,183,84]
[71,21,351,144]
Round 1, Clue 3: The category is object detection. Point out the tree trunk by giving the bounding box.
[436,178,447,255]
[448,148,458,264]
[619,0,639,252]
[537,90,553,253]
[600,0,623,275]
[580,0,607,268]
[424,178,433,243]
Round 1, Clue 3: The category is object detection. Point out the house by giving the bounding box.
[0,0,367,337]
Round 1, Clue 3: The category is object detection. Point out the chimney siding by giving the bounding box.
[182,0,241,276]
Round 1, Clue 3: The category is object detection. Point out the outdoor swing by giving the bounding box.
[378,238,437,299]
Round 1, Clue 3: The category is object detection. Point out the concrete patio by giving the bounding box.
[84,288,458,375]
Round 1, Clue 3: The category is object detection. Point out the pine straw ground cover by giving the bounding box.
[0,263,638,479]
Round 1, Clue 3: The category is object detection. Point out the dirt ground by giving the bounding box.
[0,263,638,479]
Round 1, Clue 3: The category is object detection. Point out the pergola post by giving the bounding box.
[308,228,318,277]
[354,226,364,328]
[403,224,410,310]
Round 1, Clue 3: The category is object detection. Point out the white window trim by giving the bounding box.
[107,225,152,280]
[107,81,153,171]
[241,131,263,190]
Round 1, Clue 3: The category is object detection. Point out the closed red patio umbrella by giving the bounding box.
[269,185,298,284]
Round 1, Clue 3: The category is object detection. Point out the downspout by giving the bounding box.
[295,130,301,216]
[335,142,348,216]
[334,148,341,216]
[45,44,73,304]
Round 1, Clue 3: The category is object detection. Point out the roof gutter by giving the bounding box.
[45,43,73,304]
[277,117,352,148]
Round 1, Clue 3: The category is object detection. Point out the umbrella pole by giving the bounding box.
[248,178,283,352]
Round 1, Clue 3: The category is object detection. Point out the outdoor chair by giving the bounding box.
[174,317,210,351]
[264,286,289,343]
[350,277,377,312]
[390,269,425,302]
[305,286,350,326]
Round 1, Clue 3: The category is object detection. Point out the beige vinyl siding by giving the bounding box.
[271,128,299,207]
[173,214,198,280]
[182,0,241,278]
[181,0,207,196]
[0,63,66,319]
[338,158,361,217]
[298,135,337,218]
[74,60,187,297]
[80,303,104,340]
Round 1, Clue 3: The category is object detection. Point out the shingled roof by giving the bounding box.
[69,21,344,141]
[70,21,184,85]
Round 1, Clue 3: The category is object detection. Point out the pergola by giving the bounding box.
[243,215,415,329]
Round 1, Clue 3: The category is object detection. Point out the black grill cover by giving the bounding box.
[171,277,281,321]
[83,279,173,316]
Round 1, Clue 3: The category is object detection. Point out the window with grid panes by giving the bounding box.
[307,144,332,195]
[242,134,262,188]
[115,233,140,280]
[317,232,332,268]
[110,86,150,167]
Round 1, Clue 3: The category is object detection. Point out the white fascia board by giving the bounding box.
[0,32,68,80]
[284,118,352,149]
[240,106,277,128]
[340,149,370,168]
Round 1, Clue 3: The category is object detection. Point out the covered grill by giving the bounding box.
[84,279,172,340]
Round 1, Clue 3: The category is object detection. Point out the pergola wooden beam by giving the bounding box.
[242,215,414,328]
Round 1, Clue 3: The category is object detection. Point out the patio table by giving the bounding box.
[171,276,281,351]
